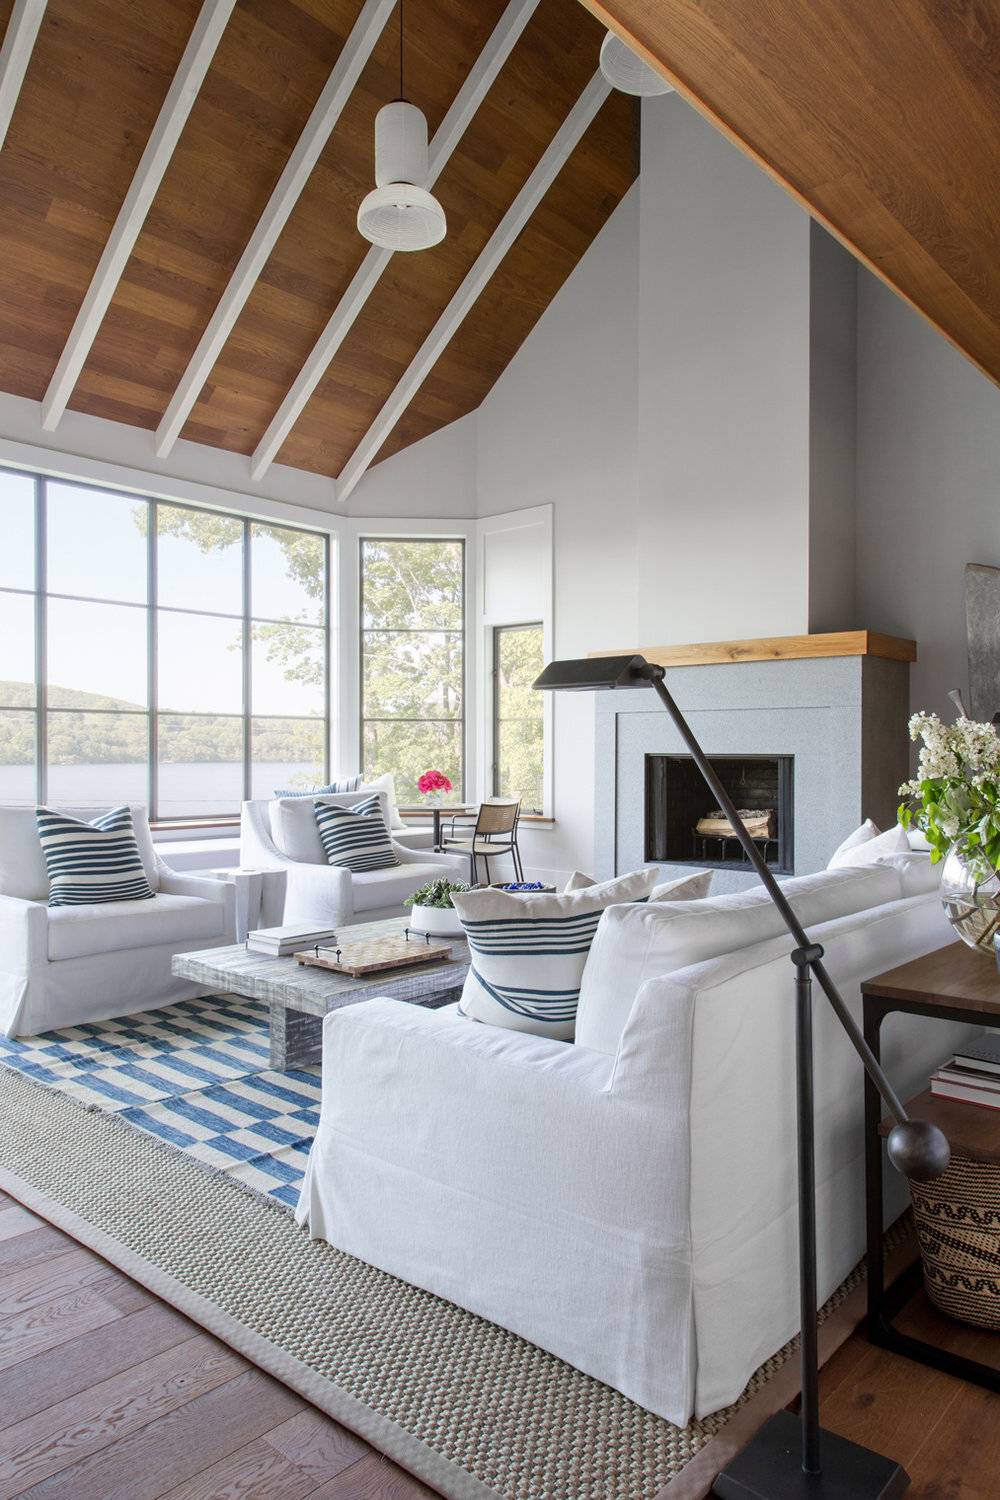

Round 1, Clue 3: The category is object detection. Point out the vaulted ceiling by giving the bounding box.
[585,0,1000,395]
[0,0,637,495]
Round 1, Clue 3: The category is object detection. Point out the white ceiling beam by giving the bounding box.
[249,0,540,482]
[337,69,610,503]
[40,0,234,431]
[0,0,47,153]
[154,0,396,459]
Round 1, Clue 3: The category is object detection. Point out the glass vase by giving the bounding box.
[940,842,1000,953]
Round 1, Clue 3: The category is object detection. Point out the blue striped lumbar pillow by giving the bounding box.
[450,868,659,1040]
[313,794,399,872]
[273,776,362,798]
[35,804,155,908]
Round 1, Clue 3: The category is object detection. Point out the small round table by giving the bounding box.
[428,804,473,852]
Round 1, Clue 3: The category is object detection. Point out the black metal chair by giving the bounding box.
[443,798,523,885]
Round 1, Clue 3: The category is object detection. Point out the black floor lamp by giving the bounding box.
[533,654,951,1500]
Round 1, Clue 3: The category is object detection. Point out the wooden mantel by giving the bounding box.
[590,630,916,670]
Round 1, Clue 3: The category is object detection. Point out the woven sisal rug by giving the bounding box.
[0,1062,872,1500]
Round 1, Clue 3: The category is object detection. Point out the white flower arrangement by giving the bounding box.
[898,710,1000,867]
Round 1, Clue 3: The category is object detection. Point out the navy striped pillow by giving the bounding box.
[273,776,362,798]
[36,804,155,908]
[313,795,399,872]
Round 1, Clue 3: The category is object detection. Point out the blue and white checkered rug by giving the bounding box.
[0,995,321,1209]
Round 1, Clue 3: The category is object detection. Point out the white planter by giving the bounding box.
[408,903,465,937]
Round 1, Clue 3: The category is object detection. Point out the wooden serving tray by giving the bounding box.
[294,934,453,977]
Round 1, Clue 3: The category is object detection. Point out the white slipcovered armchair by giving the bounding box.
[0,804,235,1038]
[296,870,977,1425]
[241,795,468,927]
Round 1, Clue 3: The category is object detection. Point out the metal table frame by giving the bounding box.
[864,988,1000,1393]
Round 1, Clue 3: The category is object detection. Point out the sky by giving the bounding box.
[0,474,325,717]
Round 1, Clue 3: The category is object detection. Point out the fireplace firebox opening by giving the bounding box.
[644,753,794,873]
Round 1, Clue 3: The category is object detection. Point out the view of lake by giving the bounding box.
[0,761,320,815]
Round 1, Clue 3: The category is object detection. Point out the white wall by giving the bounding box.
[635,95,813,641]
[856,270,1000,720]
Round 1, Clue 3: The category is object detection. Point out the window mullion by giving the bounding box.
[35,476,46,806]
[148,500,158,819]
[242,519,252,804]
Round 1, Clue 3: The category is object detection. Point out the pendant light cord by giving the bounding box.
[398,0,403,101]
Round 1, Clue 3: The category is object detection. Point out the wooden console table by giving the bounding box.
[862,942,1000,1392]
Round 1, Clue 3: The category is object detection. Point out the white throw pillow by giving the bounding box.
[564,871,596,890]
[879,851,942,897]
[452,868,659,1040]
[828,818,880,864]
[575,864,904,1056]
[650,870,714,901]
[270,790,392,864]
[361,772,405,831]
[828,823,907,869]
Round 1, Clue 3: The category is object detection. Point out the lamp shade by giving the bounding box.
[599,32,673,97]
[357,100,447,251]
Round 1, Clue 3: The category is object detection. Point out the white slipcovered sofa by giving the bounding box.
[0,804,236,1037]
[241,794,467,927]
[296,854,980,1424]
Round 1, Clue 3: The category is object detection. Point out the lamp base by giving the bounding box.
[712,1412,909,1500]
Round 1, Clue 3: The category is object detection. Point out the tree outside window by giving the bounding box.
[360,538,464,804]
[494,623,544,815]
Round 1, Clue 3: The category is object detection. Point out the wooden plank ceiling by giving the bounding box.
[582,0,1000,392]
[0,0,636,484]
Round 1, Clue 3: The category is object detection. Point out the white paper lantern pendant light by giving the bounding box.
[599,31,673,97]
[357,1,446,251]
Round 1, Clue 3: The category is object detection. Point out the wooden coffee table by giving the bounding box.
[172,915,470,1071]
[862,940,1000,1392]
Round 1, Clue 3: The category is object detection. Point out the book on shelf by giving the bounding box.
[952,1036,1000,1076]
[247,922,338,956]
[930,1073,1000,1110]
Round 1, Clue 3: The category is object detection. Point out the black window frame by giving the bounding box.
[0,466,331,822]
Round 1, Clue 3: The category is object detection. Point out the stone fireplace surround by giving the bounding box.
[593,634,913,894]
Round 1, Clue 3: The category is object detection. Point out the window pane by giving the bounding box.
[0,471,34,589]
[251,717,325,799]
[0,591,35,707]
[158,714,243,818]
[363,720,462,806]
[158,612,243,714]
[157,504,243,614]
[0,710,35,804]
[47,711,149,810]
[495,624,544,814]
[252,623,324,717]
[47,483,147,603]
[251,524,324,624]
[362,631,463,719]
[48,598,148,710]
[361,539,462,629]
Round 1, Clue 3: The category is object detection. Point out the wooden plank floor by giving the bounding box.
[0,1193,438,1500]
[4,1188,999,1499]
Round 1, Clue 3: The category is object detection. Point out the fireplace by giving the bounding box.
[644,753,794,873]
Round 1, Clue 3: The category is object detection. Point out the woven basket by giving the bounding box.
[908,1155,1000,1329]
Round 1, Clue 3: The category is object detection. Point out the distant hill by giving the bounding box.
[0,683,321,765]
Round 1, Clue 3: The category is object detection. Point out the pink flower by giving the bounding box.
[418,769,452,795]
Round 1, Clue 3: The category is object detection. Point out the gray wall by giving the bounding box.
[856,270,1000,721]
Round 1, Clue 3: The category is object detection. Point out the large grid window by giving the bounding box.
[493,623,545,815]
[360,538,464,804]
[0,469,330,818]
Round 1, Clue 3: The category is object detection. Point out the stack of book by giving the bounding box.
[931,1037,1000,1110]
[247,923,338,958]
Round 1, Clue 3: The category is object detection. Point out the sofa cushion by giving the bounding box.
[37,804,155,907]
[47,891,225,961]
[270,790,392,864]
[0,801,158,902]
[566,869,713,900]
[828,821,907,869]
[575,863,904,1055]
[314,795,399,872]
[452,868,659,1040]
[880,851,941,897]
[351,861,451,913]
[272,775,363,797]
